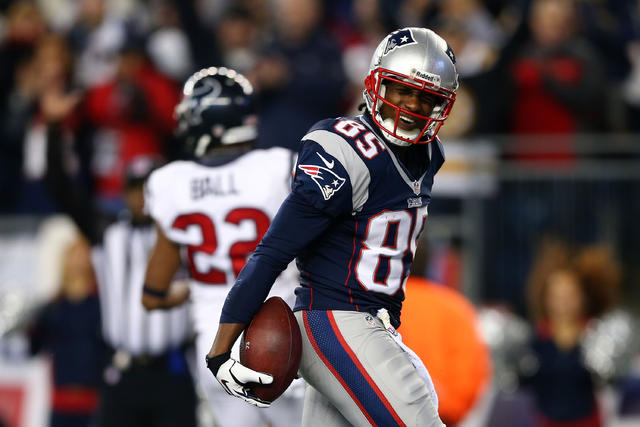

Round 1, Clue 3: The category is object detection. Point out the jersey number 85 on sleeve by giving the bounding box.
[172,208,270,285]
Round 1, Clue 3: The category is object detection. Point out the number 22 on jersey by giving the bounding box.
[171,208,270,285]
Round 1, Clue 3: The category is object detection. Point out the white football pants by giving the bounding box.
[295,310,444,427]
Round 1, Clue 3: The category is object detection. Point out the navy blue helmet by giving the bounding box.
[175,67,257,157]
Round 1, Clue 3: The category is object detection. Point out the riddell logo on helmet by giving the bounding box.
[410,69,441,88]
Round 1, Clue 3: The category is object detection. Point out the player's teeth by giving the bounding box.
[400,116,414,124]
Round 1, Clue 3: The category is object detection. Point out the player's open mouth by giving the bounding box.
[399,115,415,125]
[398,114,426,131]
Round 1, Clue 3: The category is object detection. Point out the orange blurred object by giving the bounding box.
[400,276,491,424]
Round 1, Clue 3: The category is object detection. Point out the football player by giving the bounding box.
[141,67,303,427]
[206,27,458,426]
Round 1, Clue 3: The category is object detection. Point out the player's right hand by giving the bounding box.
[206,351,273,408]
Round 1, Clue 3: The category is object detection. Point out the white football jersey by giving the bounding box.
[146,146,304,425]
[145,146,298,300]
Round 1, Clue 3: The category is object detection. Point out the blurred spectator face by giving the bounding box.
[544,270,585,322]
[218,12,255,50]
[239,0,271,30]
[6,0,46,44]
[61,237,95,301]
[440,0,476,19]
[436,23,467,61]
[13,35,72,101]
[529,0,576,48]
[152,2,181,28]
[116,50,146,82]
[273,0,321,43]
[401,0,433,15]
[216,9,258,71]
[79,0,105,28]
[33,35,72,91]
[353,0,383,28]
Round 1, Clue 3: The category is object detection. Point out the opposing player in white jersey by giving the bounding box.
[141,67,303,427]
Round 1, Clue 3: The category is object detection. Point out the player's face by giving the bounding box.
[380,81,437,132]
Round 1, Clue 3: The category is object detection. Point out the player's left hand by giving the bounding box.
[206,351,273,408]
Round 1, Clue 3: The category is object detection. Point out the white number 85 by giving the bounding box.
[355,207,428,294]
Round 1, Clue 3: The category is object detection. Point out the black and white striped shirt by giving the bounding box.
[92,220,191,356]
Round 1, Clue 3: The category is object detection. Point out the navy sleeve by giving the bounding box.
[220,191,333,323]
[290,139,354,217]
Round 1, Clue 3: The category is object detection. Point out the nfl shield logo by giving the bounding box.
[413,180,421,195]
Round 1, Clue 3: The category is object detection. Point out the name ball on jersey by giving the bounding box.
[240,297,302,402]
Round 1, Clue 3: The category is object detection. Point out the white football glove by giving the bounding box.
[206,352,273,408]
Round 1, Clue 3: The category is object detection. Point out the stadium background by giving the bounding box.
[1,0,639,425]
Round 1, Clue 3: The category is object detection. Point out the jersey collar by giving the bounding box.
[358,114,432,195]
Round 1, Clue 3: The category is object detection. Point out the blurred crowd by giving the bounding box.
[1,0,640,215]
[2,0,640,426]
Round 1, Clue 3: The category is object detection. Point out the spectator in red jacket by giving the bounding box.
[505,0,606,162]
[81,38,180,212]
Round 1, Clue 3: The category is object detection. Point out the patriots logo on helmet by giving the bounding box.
[445,44,456,64]
[298,164,346,200]
[383,29,417,55]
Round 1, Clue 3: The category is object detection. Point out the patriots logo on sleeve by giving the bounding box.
[383,29,417,55]
[298,162,346,201]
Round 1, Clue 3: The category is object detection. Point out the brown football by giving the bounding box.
[239,296,302,403]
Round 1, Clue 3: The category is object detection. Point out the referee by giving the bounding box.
[46,125,197,427]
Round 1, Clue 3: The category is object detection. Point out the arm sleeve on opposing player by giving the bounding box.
[220,192,333,324]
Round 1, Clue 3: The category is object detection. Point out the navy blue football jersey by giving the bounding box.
[220,114,444,328]
[290,114,444,326]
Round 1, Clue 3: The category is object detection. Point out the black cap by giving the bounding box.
[124,155,163,187]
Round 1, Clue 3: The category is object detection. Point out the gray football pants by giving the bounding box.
[295,310,444,427]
